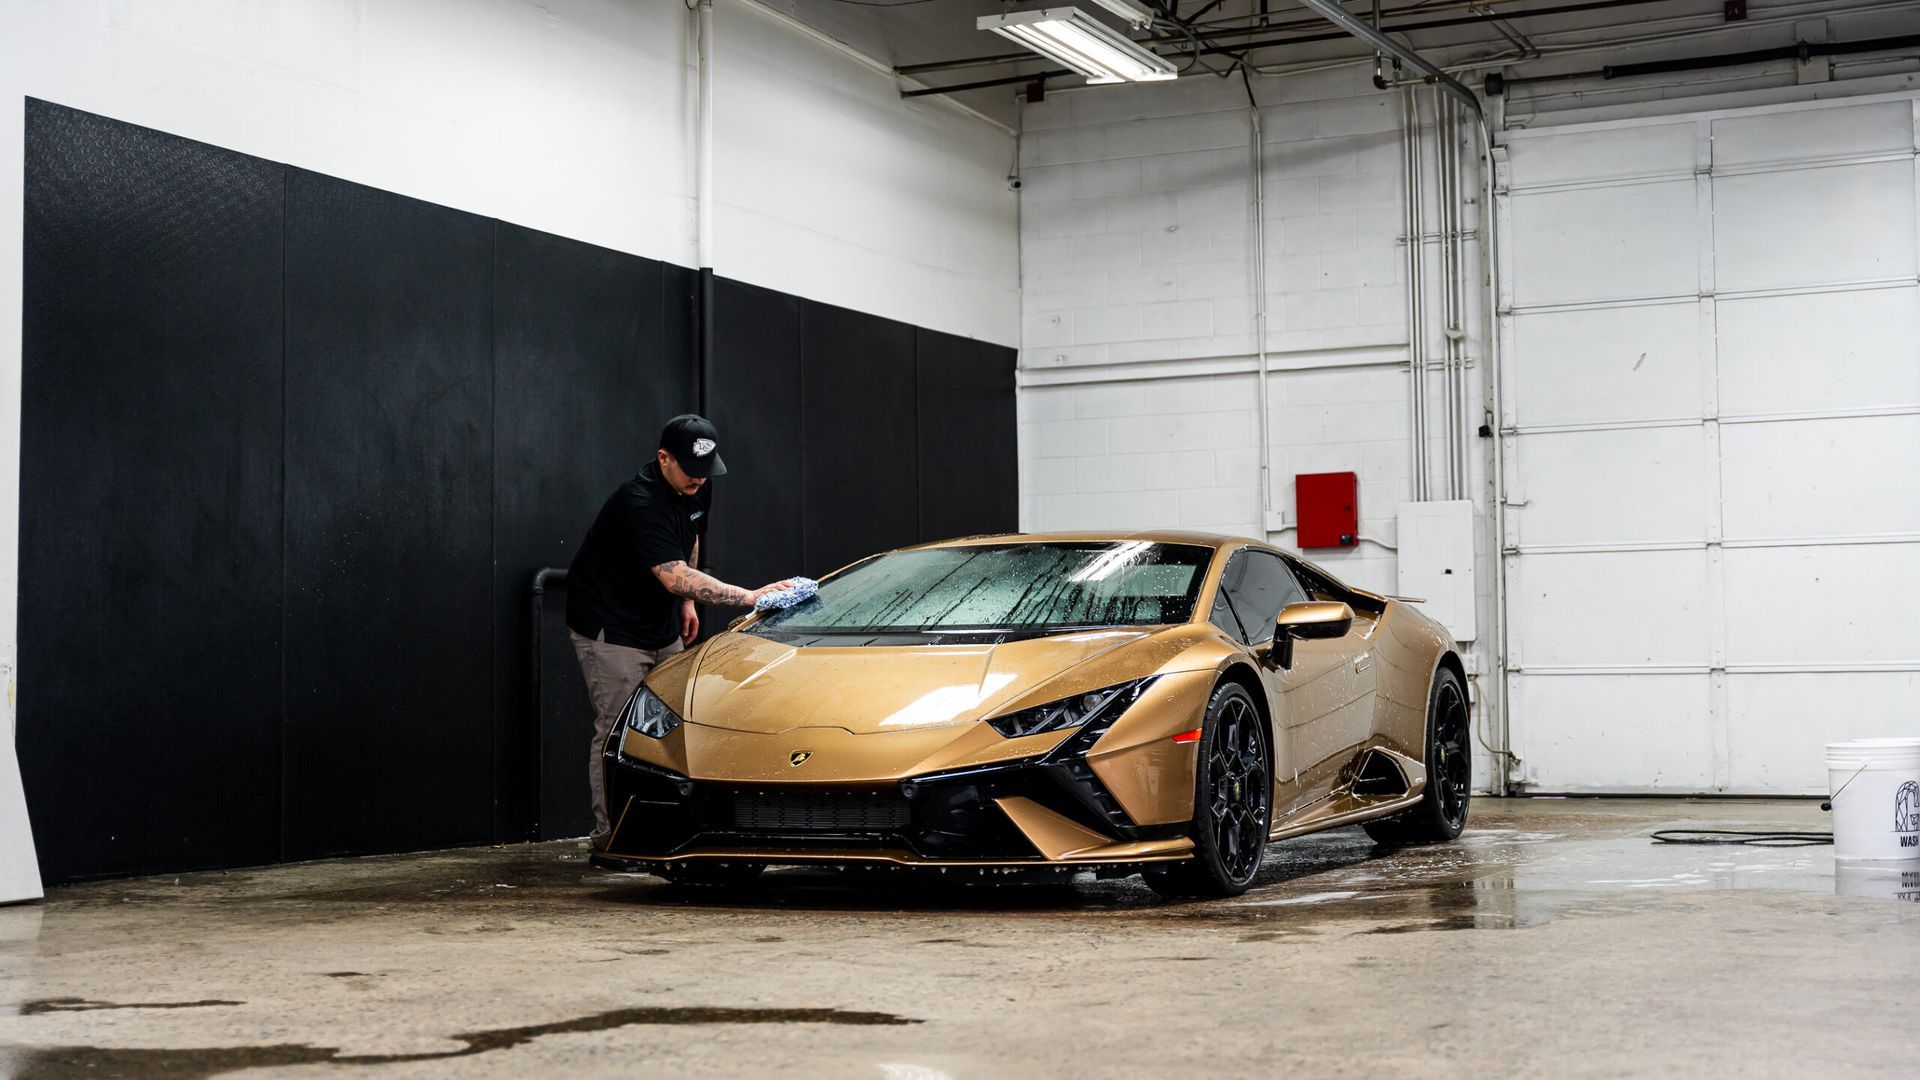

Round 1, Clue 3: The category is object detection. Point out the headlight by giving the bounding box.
[623,684,684,739]
[987,679,1148,739]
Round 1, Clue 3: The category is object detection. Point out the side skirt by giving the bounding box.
[1268,788,1424,842]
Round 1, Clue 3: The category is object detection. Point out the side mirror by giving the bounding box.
[1266,601,1355,669]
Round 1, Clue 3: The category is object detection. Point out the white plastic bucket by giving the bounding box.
[1826,737,1920,863]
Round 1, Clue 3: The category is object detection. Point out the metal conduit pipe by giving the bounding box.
[1401,87,1427,502]
[1451,97,1472,503]
[1439,91,1453,500]
[695,0,717,409]
[1444,92,1460,500]
[695,0,715,271]
[1476,119,1514,795]
[1248,84,1275,533]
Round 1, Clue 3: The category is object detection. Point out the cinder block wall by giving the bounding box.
[1014,66,1479,600]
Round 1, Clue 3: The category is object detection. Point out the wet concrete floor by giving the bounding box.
[0,798,1912,1078]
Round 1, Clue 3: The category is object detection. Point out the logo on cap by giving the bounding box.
[693,438,716,457]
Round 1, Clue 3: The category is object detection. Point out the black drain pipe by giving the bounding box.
[698,268,713,414]
[528,567,568,841]
[1490,32,1920,92]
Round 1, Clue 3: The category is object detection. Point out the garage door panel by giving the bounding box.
[1509,303,1704,427]
[1714,160,1917,291]
[1512,550,1710,668]
[1717,287,1920,416]
[1514,427,1708,546]
[1509,180,1697,307]
[1507,122,1695,187]
[1711,100,1913,169]
[1721,415,1920,540]
[1511,674,1715,791]
[1723,543,1920,665]
[1727,672,1920,793]
[1504,95,1920,795]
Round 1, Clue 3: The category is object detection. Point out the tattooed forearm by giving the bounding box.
[652,560,752,607]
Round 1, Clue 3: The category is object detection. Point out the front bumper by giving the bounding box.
[592,713,1195,871]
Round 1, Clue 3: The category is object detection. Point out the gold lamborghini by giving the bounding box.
[591,532,1470,897]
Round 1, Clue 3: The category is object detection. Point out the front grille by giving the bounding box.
[731,790,913,833]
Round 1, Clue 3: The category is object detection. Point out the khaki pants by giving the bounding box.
[570,629,683,840]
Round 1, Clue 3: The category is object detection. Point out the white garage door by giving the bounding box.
[1497,93,1920,794]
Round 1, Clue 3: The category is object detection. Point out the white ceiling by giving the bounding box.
[761,1,1920,126]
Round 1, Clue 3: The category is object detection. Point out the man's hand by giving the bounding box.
[680,598,699,646]
[746,580,801,607]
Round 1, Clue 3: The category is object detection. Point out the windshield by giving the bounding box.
[751,541,1213,638]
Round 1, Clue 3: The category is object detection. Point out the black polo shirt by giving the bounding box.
[566,463,712,650]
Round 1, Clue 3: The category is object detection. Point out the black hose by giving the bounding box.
[1651,829,1832,847]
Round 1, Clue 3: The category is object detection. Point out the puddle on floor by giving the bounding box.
[19,999,242,1016]
[0,1005,920,1080]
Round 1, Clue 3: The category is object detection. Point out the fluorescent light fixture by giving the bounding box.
[977,7,1177,85]
[1087,0,1158,29]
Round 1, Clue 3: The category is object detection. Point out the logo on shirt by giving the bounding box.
[693,437,717,457]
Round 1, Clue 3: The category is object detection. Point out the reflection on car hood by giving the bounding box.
[680,627,1163,736]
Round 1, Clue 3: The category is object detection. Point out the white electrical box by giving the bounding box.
[1396,500,1476,642]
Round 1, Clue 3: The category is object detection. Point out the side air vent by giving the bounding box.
[1352,749,1410,797]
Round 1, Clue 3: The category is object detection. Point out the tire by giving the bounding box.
[656,862,765,888]
[1364,666,1470,845]
[1146,681,1272,899]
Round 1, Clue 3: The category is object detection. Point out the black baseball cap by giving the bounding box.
[660,414,728,478]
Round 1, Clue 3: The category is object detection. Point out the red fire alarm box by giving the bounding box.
[1296,472,1358,548]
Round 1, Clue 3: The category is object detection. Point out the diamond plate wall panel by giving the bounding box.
[281,170,496,860]
[704,277,805,626]
[491,223,693,842]
[800,302,919,577]
[19,99,286,882]
[916,329,1017,543]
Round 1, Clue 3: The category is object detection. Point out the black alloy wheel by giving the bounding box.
[1364,666,1471,844]
[1146,681,1271,899]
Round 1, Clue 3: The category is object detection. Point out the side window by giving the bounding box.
[1208,553,1249,640]
[1210,550,1307,645]
[1228,552,1307,645]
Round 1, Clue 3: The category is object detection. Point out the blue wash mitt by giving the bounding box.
[754,577,820,611]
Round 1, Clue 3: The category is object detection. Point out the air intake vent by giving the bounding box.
[731,790,913,833]
[1352,750,1410,797]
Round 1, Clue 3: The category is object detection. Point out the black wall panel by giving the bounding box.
[916,330,1019,543]
[491,223,691,842]
[799,303,919,577]
[18,100,287,882]
[281,171,496,859]
[704,279,805,617]
[19,104,1020,880]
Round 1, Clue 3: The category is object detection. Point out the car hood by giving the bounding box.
[672,627,1185,736]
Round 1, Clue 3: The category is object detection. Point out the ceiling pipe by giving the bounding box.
[1293,0,1485,120]
[894,0,1673,81]
[695,0,717,414]
[1490,30,1920,90]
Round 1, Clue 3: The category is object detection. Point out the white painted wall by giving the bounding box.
[1013,65,1502,789]
[1012,23,1920,796]
[0,0,1019,727]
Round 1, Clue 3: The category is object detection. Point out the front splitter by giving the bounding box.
[588,836,1193,873]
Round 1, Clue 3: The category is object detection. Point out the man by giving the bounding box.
[566,414,792,847]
